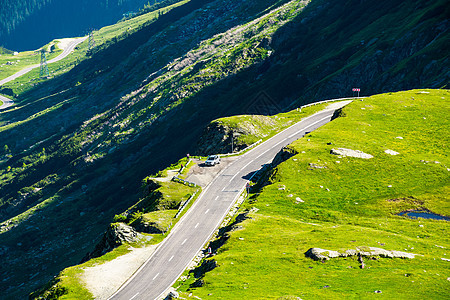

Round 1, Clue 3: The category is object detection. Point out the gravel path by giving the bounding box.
[81,245,158,300]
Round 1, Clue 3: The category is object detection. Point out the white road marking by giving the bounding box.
[288,115,332,138]
[195,222,199,228]
[204,209,210,214]
[169,255,174,262]
[273,139,284,148]
[239,160,253,172]
[255,148,271,160]
[130,292,139,300]
[181,239,187,245]
[215,196,219,201]
[153,273,159,280]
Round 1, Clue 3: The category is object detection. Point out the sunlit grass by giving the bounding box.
[178,89,450,299]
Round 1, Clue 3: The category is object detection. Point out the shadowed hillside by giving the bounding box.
[0,0,448,298]
[0,0,157,51]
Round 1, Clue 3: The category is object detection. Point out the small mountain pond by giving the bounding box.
[398,210,450,221]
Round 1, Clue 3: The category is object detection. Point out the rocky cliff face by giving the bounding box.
[195,121,255,156]
[81,223,138,262]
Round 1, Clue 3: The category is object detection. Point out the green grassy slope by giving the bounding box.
[177,89,450,299]
[195,102,332,155]
[0,0,448,298]
[0,0,189,93]
[31,162,199,299]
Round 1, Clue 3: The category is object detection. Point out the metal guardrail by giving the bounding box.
[174,190,198,219]
[299,97,365,109]
[217,97,363,157]
[176,159,191,176]
[172,176,197,187]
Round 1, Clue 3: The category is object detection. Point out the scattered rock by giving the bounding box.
[374,290,382,294]
[287,194,293,197]
[249,207,259,213]
[385,149,400,155]
[396,136,404,139]
[295,197,304,203]
[330,148,373,159]
[305,246,418,261]
[309,163,327,169]
[165,290,180,299]
[441,258,450,262]
[81,223,138,262]
[278,185,286,191]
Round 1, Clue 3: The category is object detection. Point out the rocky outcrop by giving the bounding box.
[272,145,299,166]
[81,223,138,262]
[132,217,166,234]
[309,163,327,169]
[194,121,233,156]
[330,148,373,159]
[385,149,400,155]
[195,120,263,156]
[305,247,418,261]
[193,259,218,278]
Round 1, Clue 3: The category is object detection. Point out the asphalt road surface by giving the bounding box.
[0,37,87,110]
[109,101,352,300]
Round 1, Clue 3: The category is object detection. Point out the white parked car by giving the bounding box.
[205,155,220,166]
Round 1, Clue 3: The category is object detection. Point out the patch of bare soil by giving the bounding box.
[81,244,158,299]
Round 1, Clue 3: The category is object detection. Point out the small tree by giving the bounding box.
[3,145,9,153]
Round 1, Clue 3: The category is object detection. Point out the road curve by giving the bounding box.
[109,101,352,300]
[0,36,87,110]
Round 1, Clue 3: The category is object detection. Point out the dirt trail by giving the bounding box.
[81,244,158,300]
[0,37,87,110]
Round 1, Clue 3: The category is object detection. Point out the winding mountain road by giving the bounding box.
[0,36,87,110]
[109,100,352,300]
